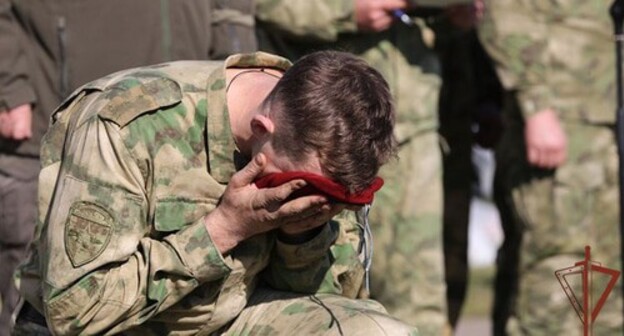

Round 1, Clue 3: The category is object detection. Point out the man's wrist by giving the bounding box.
[274,223,337,268]
[277,224,326,244]
[203,210,241,254]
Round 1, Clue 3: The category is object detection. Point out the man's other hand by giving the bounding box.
[0,104,33,140]
[525,108,567,169]
[446,0,484,31]
[355,0,409,32]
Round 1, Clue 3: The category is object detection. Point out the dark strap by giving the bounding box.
[16,302,47,328]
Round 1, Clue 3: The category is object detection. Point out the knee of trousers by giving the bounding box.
[336,309,418,336]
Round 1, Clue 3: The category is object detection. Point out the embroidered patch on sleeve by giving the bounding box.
[65,202,114,268]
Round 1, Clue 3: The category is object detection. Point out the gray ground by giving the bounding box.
[456,317,491,336]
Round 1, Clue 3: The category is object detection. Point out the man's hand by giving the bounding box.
[204,154,343,253]
[446,0,484,31]
[524,108,567,169]
[355,0,409,32]
[0,104,33,140]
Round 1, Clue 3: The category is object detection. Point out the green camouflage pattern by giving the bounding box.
[264,211,367,299]
[494,102,622,336]
[256,1,446,333]
[479,0,615,122]
[256,0,358,42]
[14,52,397,335]
[221,288,419,335]
[480,0,623,334]
[368,132,446,335]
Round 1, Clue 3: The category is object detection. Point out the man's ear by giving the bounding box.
[250,114,275,137]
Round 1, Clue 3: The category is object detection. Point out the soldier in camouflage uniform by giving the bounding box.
[256,2,472,334]
[479,0,623,334]
[14,51,417,335]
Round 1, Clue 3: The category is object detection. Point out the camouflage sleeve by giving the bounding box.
[40,105,231,335]
[0,0,36,110]
[255,0,357,42]
[478,0,553,118]
[264,211,365,298]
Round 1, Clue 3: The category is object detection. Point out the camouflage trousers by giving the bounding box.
[495,104,623,335]
[368,130,447,335]
[13,289,417,335]
[222,288,417,335]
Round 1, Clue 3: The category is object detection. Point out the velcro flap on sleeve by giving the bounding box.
[166,220,231,282]
[99,77,182,128]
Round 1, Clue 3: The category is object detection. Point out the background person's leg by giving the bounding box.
[0,173,37,336]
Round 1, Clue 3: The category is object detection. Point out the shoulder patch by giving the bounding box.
[99,77,182,127]
[65,202,114,268]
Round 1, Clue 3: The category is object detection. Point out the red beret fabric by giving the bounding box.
[254,172,384,205]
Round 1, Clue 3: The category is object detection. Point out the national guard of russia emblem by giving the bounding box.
[65,201,114,267]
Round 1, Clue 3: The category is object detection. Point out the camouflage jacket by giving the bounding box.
[479,0,615,124]
[255,0,444,140]
[16,52,365,335]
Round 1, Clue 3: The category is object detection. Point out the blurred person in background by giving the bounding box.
[431,2,503,327]
[256,0,483,334]
[480,0,623,334]
[0,1,255,334]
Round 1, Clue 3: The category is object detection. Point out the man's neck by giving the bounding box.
[225,68,281,155]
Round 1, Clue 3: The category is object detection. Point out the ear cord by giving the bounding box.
[356,204,373,292]
[225,68,282,93]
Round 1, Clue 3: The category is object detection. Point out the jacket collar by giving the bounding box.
[206,52,291,183]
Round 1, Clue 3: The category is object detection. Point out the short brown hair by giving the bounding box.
[264,51,397,193]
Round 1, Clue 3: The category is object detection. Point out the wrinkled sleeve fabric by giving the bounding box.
[478,0,553,118]
[41,105,230,335]
[255,0,357,42]
[264,211,365,298]
[0,0,36,110]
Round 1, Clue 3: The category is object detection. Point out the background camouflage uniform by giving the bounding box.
[479,0,623,334]
[15,52,417,335]
[255,1,448,334]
